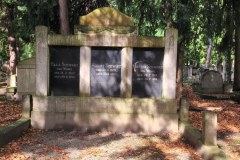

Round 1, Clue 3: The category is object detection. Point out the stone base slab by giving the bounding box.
[31,96,178,133]
[31,111,178,133]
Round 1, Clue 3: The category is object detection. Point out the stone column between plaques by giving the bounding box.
[121,47,133,97]
[80,46,91,96]
[35,26,49,96]
[162,28,178,99]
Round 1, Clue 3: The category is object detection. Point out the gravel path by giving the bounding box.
[0,129,202,160]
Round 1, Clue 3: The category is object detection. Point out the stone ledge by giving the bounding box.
[31,111,178,133]
[190,106,223,112]
[32,96,177,114]
[48,34,165,48]
[179,121,202,148]
[0,118,30,147]
[179,122,230,160]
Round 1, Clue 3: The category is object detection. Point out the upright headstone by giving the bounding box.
[201,70,223,94]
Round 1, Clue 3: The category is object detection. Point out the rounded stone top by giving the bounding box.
[79,7,133,26]
[201,70,223,94]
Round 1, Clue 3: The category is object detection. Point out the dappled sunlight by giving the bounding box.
[222,124,240,133]
[80,7,133,27]
[0,100,22,127]
[186,82,240,134]
[0,130,202,159]
[109,133,201,160]
[190,100,219,108]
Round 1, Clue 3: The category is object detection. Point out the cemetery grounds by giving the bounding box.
[0,84,239,159]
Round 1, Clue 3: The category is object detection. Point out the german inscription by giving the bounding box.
[50,46,80,96]
[90,47,121,97]
[132,48,164,97]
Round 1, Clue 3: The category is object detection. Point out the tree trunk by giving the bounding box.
[233,27,240,90]
[176,37,185,105]
[58,0,70,35]
[225,51,232,83]
[205,38,212,69]
[8,36,17,75]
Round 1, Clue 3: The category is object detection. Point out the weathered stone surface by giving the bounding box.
[31,111,178,133]
[32,96,177,114]
[22,95,32,118]
[32,7,178,133]
[74,25,138,35]
[162,28,178,99]
[201,70,223,94]
[80,46,91,96]
[202,111,217,146]
[17,57,36,69]
[36,26,49,96]
[179,98,189,122]
[79,7,133,26]
[120,47,132,97]
[179,122,202,148]
[31,96,178,133]
[48,34,165,48]
[17,57,36,94]
[0,118,30,147]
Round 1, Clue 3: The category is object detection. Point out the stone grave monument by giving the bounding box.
[201,70,223,94]
[17,7,178,133]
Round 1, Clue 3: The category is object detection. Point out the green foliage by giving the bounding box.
[0,34,9,62]
[0,0,238,69]
[19,42,35,61]
[113,0,165,36]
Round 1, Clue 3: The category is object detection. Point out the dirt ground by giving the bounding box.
[0,84,240,159]
[0,129,202,160]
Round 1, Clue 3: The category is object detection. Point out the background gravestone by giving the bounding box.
[50,46,80,96]
[201,70,223,94]
[90,47,121,97]
[132,48,164,98]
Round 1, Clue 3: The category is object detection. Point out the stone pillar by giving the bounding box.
[162,28,178,99]
[80,46,91,96]
[7,74,17,87]
[202,111,217,146]
[36,26,49,96]
[22,95,32,118]
[121,47,132,97]
[179,98,189,122]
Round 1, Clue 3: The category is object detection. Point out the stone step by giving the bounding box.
[0,118,30,147]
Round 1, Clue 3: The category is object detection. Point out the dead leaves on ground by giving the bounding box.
[0,100,22,127]
[0,128,69,160]
[1,84,240,159]
[184,84,240,132]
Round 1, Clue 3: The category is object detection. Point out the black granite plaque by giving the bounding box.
[90,47,121,97]
[50,46,80,96]
[132,48,164,98]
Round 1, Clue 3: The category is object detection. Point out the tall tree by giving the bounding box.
[233,0,240,90]
[58,0,70,34]
[175,0,192,102]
